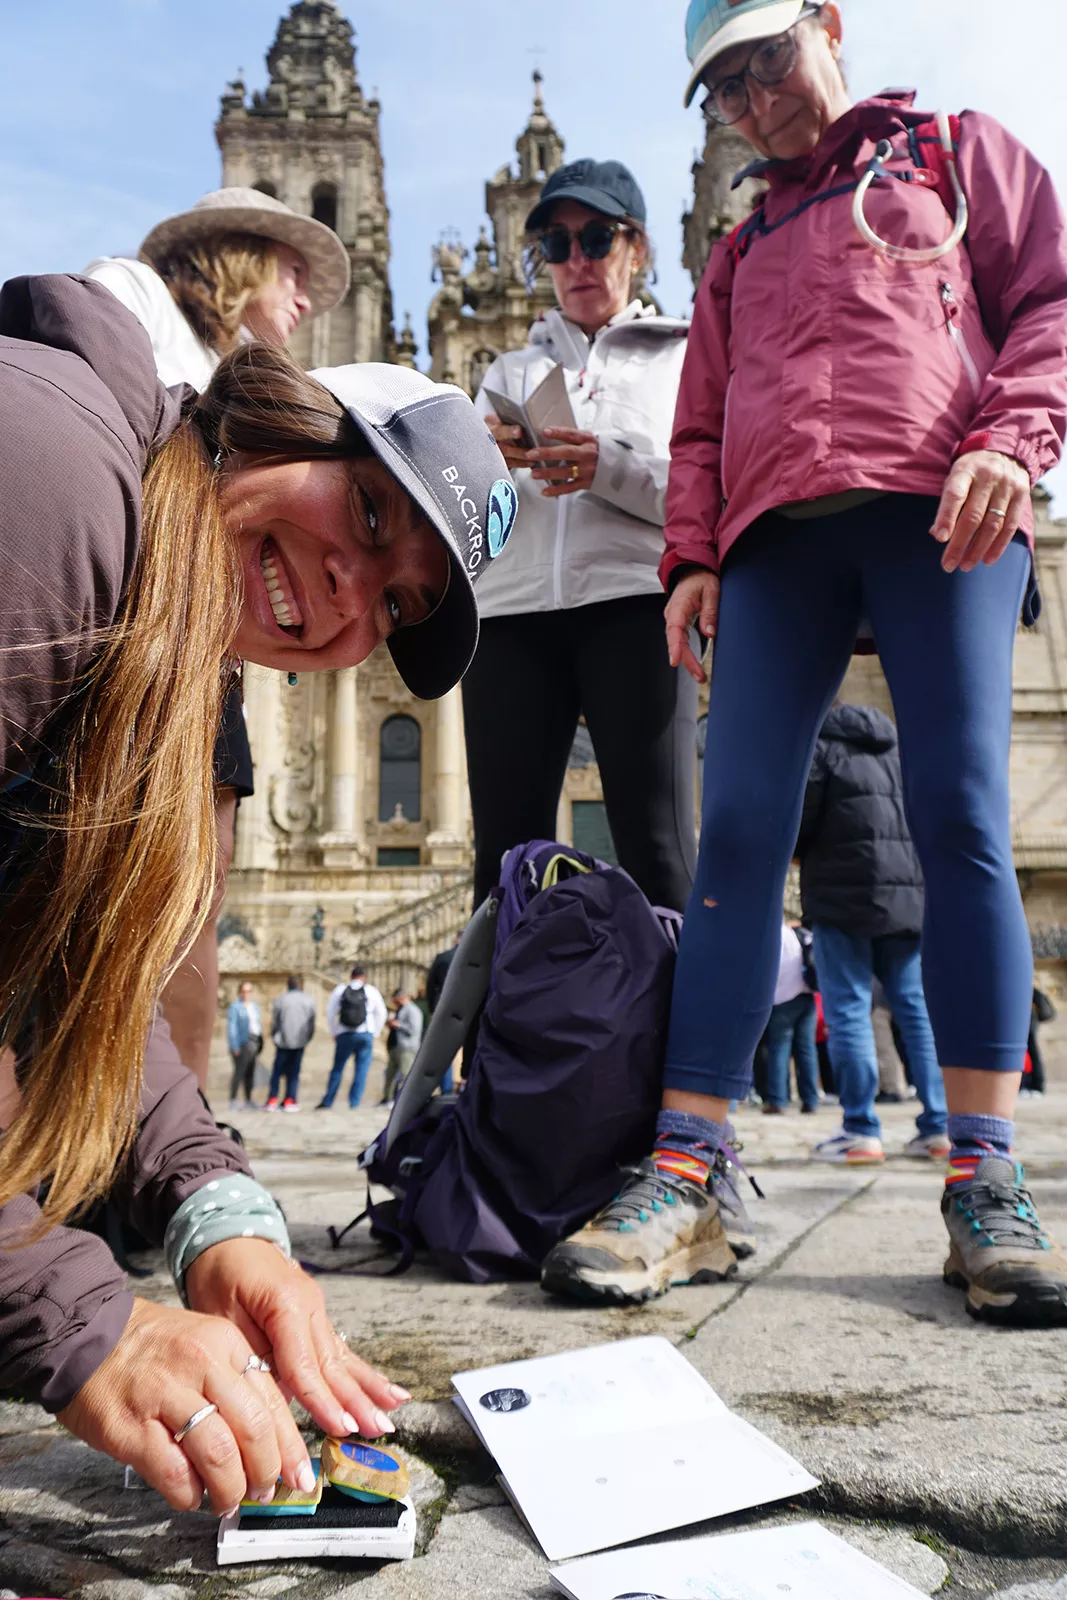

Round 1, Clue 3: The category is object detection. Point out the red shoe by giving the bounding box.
[264,1097,280,1112]
[282,1098,301,1113]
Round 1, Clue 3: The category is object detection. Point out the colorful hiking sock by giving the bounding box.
[946,1112,1015,1187]
[653,1108,726,1188]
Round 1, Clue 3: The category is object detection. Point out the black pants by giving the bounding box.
[461,594,698,912]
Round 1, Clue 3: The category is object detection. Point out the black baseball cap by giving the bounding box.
[525,159,647,233]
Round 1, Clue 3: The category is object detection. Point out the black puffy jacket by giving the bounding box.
[796,705,924,939]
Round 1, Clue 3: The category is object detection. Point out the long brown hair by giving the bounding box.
[147,232,281,355]
[0,342,358,1227]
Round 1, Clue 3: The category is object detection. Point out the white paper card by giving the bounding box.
[482,362,576,448]
[451,1337,818,1562]
[549,1520,931,1600]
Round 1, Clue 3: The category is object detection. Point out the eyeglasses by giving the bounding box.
[537,219,631,266]
[700,5,820,128]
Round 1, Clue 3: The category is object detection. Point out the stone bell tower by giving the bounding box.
[682,123,765,288]
[215,0,394,368]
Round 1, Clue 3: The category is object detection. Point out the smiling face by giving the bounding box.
[222,453,451,673]
[544,200,645,336]
[243,242,313,345]
[708,5,850,162]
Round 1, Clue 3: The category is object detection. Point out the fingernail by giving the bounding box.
[256,1485,277,1505]
[223,1504,241,1519]
[297,1461,316,1493]
[373,1410,396,1435]
[389,1385,412,1403]
[341,1411,359,1435]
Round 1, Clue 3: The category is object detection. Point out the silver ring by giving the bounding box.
[173,1403,218,1445]
[987,509,1007,520]
[241,1354,271,1377]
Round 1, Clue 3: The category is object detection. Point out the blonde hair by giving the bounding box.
[146,232,281,355]
[0,343,358,1227]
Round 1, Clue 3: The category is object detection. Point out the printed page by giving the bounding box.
[549,1519,930,1600]
[452,1338,817,1562]
[523,361,577,442]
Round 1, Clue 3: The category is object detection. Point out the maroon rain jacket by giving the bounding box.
[663,94,1067,587]
[0,276,251,1412]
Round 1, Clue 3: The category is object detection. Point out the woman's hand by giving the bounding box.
[931,450,1031,573]
[58,1297,314,1516]
[665,569,720,685]
[184,1238,408,1445]
[483,414,532,471]
[527,428,599,497]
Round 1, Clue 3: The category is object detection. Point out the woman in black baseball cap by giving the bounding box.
[0,272,511,1513]
[467,159,697,915]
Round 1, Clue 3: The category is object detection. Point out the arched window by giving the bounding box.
[379,715,421,822]
[312,182,338,233]
[253,179,277,198]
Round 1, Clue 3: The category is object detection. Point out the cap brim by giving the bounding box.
[140,207,351,315]
[684,0,806,105]
[331,404,480,701]
[525,185,631,233]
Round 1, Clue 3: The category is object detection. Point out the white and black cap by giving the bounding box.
[311,363,517,700]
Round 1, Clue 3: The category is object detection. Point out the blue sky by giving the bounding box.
[3,0,1065,505]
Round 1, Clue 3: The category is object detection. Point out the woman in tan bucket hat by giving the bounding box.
[84,189,351,1092]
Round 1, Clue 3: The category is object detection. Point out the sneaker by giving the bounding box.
[800,1103,818,1115]
[903,1132,951,1160]
[282,1098,300,1113]
[540,1158,738,1305]
[761,1103,786,1116]
[227,1099,242,1113]
[264,1098,280,1112]
[942,1155,1067,1325]
[812,1130,885,1165]
[710,1134,762,1260]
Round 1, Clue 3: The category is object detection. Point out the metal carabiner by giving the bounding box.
[852,109,969,265]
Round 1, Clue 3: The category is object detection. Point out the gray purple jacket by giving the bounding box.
[0,275,251,1412]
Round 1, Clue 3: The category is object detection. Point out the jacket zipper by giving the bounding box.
[553,496,568,609]
[939,281,981,396]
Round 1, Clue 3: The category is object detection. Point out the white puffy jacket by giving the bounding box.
[473,300,689,618]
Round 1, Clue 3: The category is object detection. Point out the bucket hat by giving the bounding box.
[684,0,808,106]
[525,159,647,233]
[141,187,351,315]
[312,363,517,700]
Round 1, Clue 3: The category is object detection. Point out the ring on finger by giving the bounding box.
[173,1403,218,1445]
[986,508,1007,522]
[569,465,580,481]
[241,1354,272,1377]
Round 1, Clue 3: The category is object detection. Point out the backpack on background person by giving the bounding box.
[338,983,368,1031]
[328,841,680,1282]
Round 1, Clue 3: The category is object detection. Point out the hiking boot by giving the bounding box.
[903,1132,951,1160]
[710,1135,761,1260]
[540,1158,737,1306]
[942,1155,1067,1326]
[812,1130,885,1165]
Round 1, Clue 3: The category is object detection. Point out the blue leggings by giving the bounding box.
[664,495,1032,1101]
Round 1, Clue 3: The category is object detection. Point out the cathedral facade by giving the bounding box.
[218,1,1067,1003]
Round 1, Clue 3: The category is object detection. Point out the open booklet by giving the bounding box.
[451,1337,818,1563]
[549,1520,932,1600]
[481,362,576,449]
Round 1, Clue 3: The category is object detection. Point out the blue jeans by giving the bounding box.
[269,1047,304,1103]
[765,992,820,1109]
[813,925,947,1139]
[663,497,1032,1101]
[322,1030,375,1108]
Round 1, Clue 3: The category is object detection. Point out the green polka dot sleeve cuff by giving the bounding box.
[164,1173,291,1304]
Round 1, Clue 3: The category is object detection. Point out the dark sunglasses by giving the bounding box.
[537,218,631,265]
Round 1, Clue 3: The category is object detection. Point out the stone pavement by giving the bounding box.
[3,1040,1067,1598]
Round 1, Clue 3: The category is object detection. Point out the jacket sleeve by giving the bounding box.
[366,986,388,1037]
[660,242,736,590]
[0,1016,250,1413]
[795,744,828,860]
[226,1003,239,1054]
[590,434,671,528]
[954,112,1067,482]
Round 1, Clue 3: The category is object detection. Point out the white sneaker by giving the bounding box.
[812,1130,885,1165]
[903,1132,951,1160]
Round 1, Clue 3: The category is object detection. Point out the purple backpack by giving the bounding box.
[335,842,680,1282]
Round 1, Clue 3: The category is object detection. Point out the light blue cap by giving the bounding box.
[684,0,806,105]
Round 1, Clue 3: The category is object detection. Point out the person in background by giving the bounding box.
[382,986,425,1105]
[319,965,387,1110]
[84,187,349,1093]
[797,706,948,1163]
[469,159,696,914]
[266,976,316,1112]
[226,981,263,1111]
[1023,988,1056,1097]
[762,922,820,1115]
[544,0,1067,1324]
